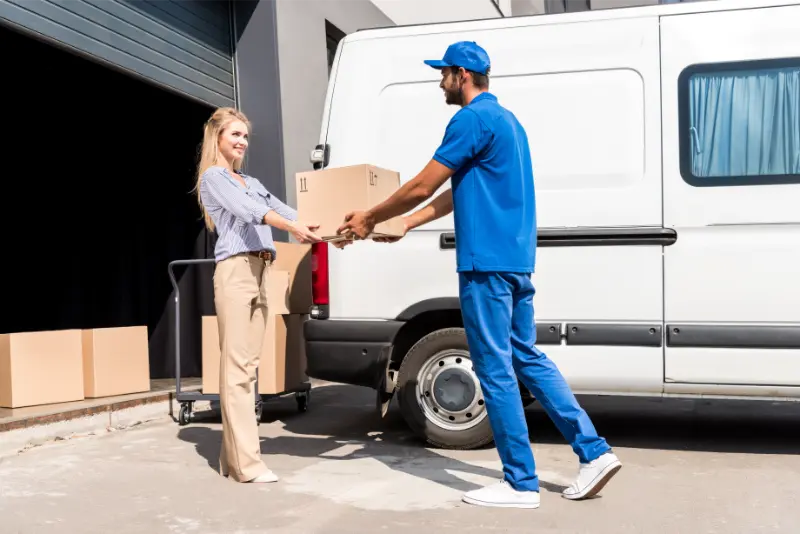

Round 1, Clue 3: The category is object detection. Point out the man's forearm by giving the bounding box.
[406,189,453,231]
[366,180,433,225]
[366,160,453,225]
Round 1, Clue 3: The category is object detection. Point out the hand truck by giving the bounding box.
[168,259,311,426]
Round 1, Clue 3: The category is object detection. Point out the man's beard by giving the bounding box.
[444,87,464,106]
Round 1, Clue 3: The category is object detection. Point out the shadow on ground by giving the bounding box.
[177,383,800,493]
[549,393,800,456]
[178,384,565,495]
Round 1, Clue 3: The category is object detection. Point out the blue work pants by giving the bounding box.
[459,271,611,492]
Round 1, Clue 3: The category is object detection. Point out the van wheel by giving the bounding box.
[396,327,493,450]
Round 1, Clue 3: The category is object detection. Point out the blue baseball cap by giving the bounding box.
[424,41,491,75]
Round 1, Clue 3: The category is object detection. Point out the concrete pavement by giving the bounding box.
[2,383,800,533]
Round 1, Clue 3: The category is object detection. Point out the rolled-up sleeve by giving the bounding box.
[266,194,298,222]
[201,167,270,225]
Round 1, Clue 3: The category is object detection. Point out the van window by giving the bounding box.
[678,58,800,186]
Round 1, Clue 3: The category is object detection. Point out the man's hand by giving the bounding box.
[373,217,408,243]
[338,160,454,238]
[289,221,322,244]
[331,237,354,249]
[337,210,376,240]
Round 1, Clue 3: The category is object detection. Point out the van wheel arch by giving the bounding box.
[390,308,463,372]
[388,306,538,402]
[388,304,536,425]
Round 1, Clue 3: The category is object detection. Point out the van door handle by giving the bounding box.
[439,232,456,249]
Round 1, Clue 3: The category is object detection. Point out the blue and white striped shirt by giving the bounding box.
[199,166,297,262]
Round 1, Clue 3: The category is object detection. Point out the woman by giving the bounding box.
[196,107,321,483]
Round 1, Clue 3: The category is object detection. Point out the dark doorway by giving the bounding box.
[1,24,216,379]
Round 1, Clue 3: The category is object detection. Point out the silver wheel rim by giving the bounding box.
[416,349,487,432]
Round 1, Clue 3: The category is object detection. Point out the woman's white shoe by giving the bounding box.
[247,470,279,484]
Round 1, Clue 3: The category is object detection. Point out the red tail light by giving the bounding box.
[310,242,329,306]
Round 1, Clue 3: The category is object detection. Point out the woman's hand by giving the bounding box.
[289,221,322,244]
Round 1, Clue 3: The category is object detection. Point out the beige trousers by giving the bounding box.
[213,253,271,482]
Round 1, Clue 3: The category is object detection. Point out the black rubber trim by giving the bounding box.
[303,318,403,343]
[303,319,402,389]
[667,324,800,349]
[566,323,663,347]
[396,298,461,321]
[439,227,677,250]
[536,323,562,345]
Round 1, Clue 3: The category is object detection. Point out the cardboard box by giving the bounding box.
[273,242,313,314]
[82,326,150,398]
[0,330,84,408]
[267,269,291,315]
[259,314,308,394]
[295,164,405,241]
[201,314,308,395]
[202,269,293,394]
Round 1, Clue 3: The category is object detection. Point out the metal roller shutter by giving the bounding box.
[0,0,234,107]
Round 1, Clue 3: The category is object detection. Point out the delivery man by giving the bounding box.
[337,41,621,509]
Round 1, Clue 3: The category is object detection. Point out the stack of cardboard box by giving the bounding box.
[201,242,312,395]
[201,163,404,396]
[0,326,151,409]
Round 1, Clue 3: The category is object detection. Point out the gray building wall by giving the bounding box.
[275,0,394,210]
[511,0,546,15]
[0,0,234,107]
[232,0,289,240]
[589,0,658,9]
[509,0,703,16]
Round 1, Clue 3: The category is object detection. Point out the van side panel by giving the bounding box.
[323,15,665,395]
[661,5,800,389]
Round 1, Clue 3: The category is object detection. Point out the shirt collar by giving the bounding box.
[221,166,253,189]
[469,92,497,105]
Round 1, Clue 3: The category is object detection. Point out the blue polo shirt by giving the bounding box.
[432,92,536,273]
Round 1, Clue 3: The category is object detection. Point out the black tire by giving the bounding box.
[178,404,191,426]
[521,387,537,407]
[255,401,263,424]
[296,391,309,412]
[396,327,494,450]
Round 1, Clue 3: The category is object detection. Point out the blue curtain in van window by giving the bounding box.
[688,65,800,178]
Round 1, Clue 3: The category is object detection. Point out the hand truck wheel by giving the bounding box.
[296,391,310,413]
[255,400,264,424]
[178,403,192,426]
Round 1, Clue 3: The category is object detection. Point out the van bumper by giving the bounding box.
[303,318,404,390]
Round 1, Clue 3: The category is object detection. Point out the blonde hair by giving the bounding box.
[194,107,252,231]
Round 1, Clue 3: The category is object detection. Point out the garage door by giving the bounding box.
[0,0,234,108]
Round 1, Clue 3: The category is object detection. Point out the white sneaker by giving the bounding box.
[562,452,622,500]
[247,469,279,484]
[462,480,540,509]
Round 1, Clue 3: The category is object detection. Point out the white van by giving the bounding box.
[303,0,800,450]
